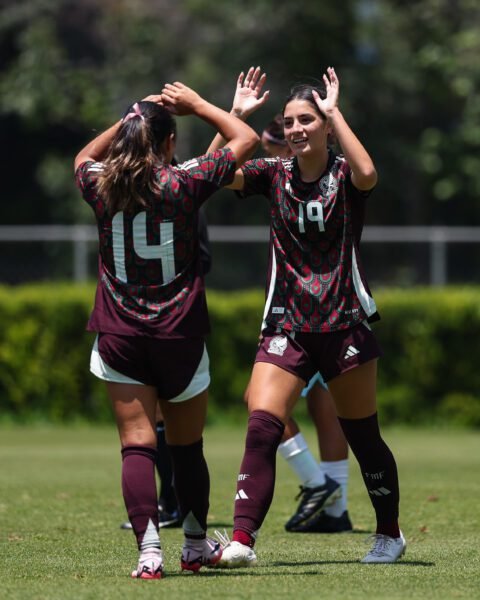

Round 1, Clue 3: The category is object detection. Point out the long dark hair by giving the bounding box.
[282,83,326,117]
[97,101,176,215]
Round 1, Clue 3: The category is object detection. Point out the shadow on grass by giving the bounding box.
[291,528,372,535]
[161,559,435,578]
[274,560,436,567]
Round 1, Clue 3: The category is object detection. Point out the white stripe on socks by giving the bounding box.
[278,433,326,487]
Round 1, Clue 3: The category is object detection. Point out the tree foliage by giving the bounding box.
[0,0,479,228]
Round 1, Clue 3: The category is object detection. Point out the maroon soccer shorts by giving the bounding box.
[90,334,210,402]
[255,322,382,383]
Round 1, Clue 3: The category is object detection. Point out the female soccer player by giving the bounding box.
[74,83,258,579]
[210,67,405,566]
[260,113,352,535]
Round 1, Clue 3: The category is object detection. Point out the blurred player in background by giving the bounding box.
[74,84,258,579]
[209,66,405,567]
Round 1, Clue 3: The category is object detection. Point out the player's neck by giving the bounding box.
[297,147,329,183]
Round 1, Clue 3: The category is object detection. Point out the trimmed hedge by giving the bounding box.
[0,284,479,426]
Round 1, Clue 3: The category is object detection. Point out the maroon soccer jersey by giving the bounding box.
[241,152,379,333]
[75,148,236,338]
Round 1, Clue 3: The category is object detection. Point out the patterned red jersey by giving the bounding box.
[75,148,236,338]
[241,151,379,333]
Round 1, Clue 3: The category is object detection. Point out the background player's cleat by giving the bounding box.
[131,549,163,579]
[361,531,406,563]
[213,530,258,568]
[121,503,182,530]
[157,505,182,529]
[181,537,223,572]
[292,510,353,533]
[284,475,342,532]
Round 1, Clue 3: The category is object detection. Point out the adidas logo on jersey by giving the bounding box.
[235,489,249,500]
[344,345,360,359]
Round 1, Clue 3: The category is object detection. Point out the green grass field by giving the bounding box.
[1,425,479,599]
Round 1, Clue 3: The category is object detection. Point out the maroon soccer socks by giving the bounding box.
[232,410,285,545]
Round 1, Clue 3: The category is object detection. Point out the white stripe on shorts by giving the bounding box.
[89,336,210,403]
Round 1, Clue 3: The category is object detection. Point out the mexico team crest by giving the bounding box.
[267,335,288,356]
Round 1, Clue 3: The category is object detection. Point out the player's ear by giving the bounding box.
[161,134,176,161]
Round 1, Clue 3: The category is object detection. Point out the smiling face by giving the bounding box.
[283,99,330,158]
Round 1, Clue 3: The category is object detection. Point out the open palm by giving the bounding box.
[232,66,269,118]
[313,67,339,118]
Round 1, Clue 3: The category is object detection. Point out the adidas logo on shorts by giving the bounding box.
[344,345,360,360]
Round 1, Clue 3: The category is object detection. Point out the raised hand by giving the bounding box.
[231,66,269,119]
[160,82,203,115]
[142,94,164,105]
[312,67,339,119]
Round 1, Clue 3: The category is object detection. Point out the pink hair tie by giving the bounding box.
[123,102,145,123]
[262,130,288,146]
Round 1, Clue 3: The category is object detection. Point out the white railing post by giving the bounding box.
[430,229,447,286]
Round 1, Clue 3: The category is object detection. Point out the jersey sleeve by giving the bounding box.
[75,161,104,208]
[240,158,278,198]
[342,158,375,200]
[174,148,237,203]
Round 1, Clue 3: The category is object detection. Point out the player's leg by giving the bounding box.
[158,341,222,572]
[107,381,164,579]
[217,361,304,568]
[328,360,405,563]
[278,375,342,532]
[154,403,180,528]
[279,376,328,489]
[305,383,352,532]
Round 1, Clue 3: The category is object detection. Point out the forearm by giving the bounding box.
[206,108,246,153]
[327,108,377,190]
[196,100,252,144]
[74,120,122,170]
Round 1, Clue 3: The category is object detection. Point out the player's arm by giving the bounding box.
[74,120,122,172]
[161,82,259,173]
[206,67,269,190]
[313,67,377,191]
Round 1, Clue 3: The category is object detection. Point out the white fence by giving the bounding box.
[1,225,480,286]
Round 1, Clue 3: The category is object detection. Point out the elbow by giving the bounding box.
[355,166,377,191]
[247,132,260,154]
[73,152,83,173]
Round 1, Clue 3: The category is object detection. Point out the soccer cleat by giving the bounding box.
[121,504,181,530]
[212,530,258,569]
[284,475,342,532]
[158,505,182,529]
[361,531,406,564]
[292,510,353,534]
[131,549,163,579]
[181,537,223,572]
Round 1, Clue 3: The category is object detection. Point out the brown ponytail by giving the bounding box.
[97,101,176,215]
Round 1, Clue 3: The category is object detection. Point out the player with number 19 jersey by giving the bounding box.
[241,150,379,333]
[75,148,236,338]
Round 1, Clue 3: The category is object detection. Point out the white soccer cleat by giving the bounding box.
[361,531,406,564]
[213,530,258,568]
[131,549,164,579]
[181,536,223,572]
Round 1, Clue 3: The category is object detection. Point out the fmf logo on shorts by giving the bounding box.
[267,336,288,357]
